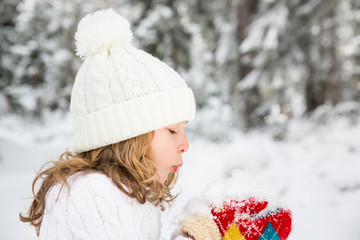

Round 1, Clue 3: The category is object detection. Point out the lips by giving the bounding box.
[172,163,183,173]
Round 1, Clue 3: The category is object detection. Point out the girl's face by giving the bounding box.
[151,121,189,183]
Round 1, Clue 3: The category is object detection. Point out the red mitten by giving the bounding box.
[211,198,292,240]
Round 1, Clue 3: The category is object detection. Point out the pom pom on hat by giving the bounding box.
[75,8,133,59]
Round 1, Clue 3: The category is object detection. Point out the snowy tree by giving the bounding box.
[1,0,144,119]
[133,0,191,71]
[0,0,22,116]
[337,0,360,102]
[234,0,298,130]
[5,0,83,118]
[296,0,342,112]
[178,0,239,140]
[233,0,359,131]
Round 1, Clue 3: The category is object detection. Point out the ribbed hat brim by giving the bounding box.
[72,87,195,153]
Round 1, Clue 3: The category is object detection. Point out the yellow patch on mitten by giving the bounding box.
[222,223,245,240]
[180,214,222,240]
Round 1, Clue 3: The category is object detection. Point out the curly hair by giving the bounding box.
[19,131,178,235]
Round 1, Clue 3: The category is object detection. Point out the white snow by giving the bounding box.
[0,111,359,239]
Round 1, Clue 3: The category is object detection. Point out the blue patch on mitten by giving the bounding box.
[258,223,280,240]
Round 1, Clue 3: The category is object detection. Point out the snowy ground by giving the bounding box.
[0,112,359,240]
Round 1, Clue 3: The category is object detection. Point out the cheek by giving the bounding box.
[151,131,177,170]
[154,145,174,166]
[151,138,176,168]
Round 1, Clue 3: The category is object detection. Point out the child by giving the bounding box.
[20,9,196,239]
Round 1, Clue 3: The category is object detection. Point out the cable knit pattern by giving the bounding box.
[39,172,161,240]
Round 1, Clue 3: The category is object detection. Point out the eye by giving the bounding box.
[168,129,177,134]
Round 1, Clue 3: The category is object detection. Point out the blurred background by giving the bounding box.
[0,0,359,239]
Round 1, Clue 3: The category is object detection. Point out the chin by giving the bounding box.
[159,169,174,183]
[159,175,167,184]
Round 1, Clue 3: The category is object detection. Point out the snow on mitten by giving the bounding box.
[211,197,292,240]
[175,170,293,240]
[179,214,222,240]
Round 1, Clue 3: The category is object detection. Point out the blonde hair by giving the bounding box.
[19,131,178,235]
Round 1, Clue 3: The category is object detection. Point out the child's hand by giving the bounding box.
[172,235,195,240]
[179,214,222,240]
[173,233,195,240]
[171,230,198,240]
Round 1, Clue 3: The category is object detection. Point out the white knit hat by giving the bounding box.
[70,9,196,153]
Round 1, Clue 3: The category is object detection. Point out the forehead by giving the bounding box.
[166,121,188,128]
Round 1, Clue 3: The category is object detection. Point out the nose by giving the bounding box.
[178,134,189,154]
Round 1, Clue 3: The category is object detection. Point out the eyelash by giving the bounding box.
[169,129,177,134]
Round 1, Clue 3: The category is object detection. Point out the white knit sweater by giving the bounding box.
[39,172,161,240]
